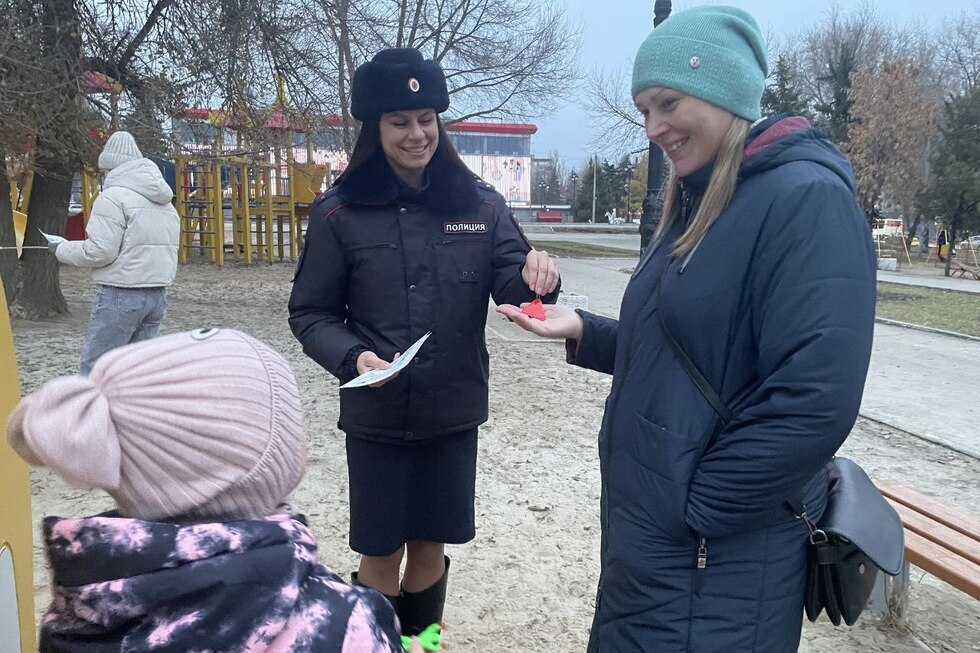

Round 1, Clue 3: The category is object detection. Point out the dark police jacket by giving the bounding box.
[289,153,558,442]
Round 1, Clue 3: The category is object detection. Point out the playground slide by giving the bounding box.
[291,162,327,204]
[0,283,36,652]
[13,210,26,256]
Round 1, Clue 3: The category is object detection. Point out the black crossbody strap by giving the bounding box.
[657,307,732,423]
[654,266,810,521]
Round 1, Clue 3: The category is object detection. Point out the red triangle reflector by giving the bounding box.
[521,298,546,321]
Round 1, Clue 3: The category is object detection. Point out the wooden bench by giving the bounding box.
[536,211,563,223]
[871,480,980,621]
[951,261,980,280]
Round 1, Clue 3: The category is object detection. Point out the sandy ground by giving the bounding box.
[11,261,980,652]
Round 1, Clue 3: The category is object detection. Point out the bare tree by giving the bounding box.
[935,7,980,96]
[2,0,581,318]
[582,67,647,159]
[781,1,893,142]
[312,0,582,151]
[1,0,97,318]
[173,1,340,131]
[1,0,342,316]
[845,60,938,224]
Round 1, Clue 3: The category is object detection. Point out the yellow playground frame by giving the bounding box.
[0,282,36,653]
[9,167,100,257]
[9,143,325,267]
[175,127,327,267]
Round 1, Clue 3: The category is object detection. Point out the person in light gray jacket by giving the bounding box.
[52,131,180,375]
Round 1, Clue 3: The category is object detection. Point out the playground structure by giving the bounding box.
[173,132,327,267]
[8,140,326,267]
[9,77,328,266]
[174,80,329,267]
[0,282,36,653]
[8,90,549,267]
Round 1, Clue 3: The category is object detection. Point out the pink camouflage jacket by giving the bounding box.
[38,511,402,652]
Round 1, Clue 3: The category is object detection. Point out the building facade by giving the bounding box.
[173,112,537,208]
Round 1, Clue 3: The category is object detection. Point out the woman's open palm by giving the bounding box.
[495,302,584,340]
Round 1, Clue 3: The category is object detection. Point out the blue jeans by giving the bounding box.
[79,285,168,375]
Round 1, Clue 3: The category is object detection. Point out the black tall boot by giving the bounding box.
[351,571,401,613]
[398,556,450,637]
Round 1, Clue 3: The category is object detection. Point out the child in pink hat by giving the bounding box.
[8,328,434,652]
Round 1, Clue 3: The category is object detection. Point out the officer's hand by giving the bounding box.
[48,242,60,255]
[521,249,559,296]
[356,351,402,388]
[496,302,583,340]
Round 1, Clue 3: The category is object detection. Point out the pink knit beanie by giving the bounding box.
[6,328,305,522]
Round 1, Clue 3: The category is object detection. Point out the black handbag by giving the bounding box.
[787,458,904,625]
[657,309,905,627]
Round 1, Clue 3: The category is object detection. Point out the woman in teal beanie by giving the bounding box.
[498,5,876,651]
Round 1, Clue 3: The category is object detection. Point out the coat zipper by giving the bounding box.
[695,536,708,593]
[348,242,398,252]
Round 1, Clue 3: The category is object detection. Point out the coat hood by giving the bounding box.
[103,158,174,205]
[39,512,400,652]
[740,115,857,194]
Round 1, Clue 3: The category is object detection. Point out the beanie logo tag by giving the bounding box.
[408,78,421,93]
[190,327,221,340]
[689,56,701,69]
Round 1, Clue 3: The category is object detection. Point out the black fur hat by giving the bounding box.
[351,48,450,121]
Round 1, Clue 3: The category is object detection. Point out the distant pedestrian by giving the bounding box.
[50,131,180,375]
[918,223,930,254]
[498,6,876,651]
[937,224,948,262]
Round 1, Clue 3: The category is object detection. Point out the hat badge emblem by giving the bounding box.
[408,77,421,92]
[689,56,701,69]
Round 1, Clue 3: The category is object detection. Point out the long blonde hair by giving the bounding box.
[655,116,751,257]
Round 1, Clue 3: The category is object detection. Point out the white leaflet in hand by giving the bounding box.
[339,331,432,389]
[39,229,67,245]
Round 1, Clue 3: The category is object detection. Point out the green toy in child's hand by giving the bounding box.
[401,623,443,651]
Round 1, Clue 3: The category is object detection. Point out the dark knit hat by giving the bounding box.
[351,48,450,121]
[632,6,768,121]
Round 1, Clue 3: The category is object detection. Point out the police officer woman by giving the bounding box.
[288,47,559,637]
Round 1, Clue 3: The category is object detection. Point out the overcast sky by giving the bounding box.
[533,0,977,167]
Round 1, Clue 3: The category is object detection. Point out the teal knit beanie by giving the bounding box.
[631,5,768,122]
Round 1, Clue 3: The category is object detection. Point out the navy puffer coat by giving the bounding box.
[575,117,877,652]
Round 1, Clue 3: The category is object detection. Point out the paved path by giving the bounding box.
[862,322,980,458]
[528,232,641,252]
[877,269,980,294]
[492,257,980,458]
[524,230,980,295]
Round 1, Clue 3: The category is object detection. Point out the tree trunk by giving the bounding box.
[904,207,921,256]
[9,0,86,319]
[0,160,19,304]
[944,216,960,278]
[11,156,72,319]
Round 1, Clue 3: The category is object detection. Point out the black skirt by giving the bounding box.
[345,428,478,556]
